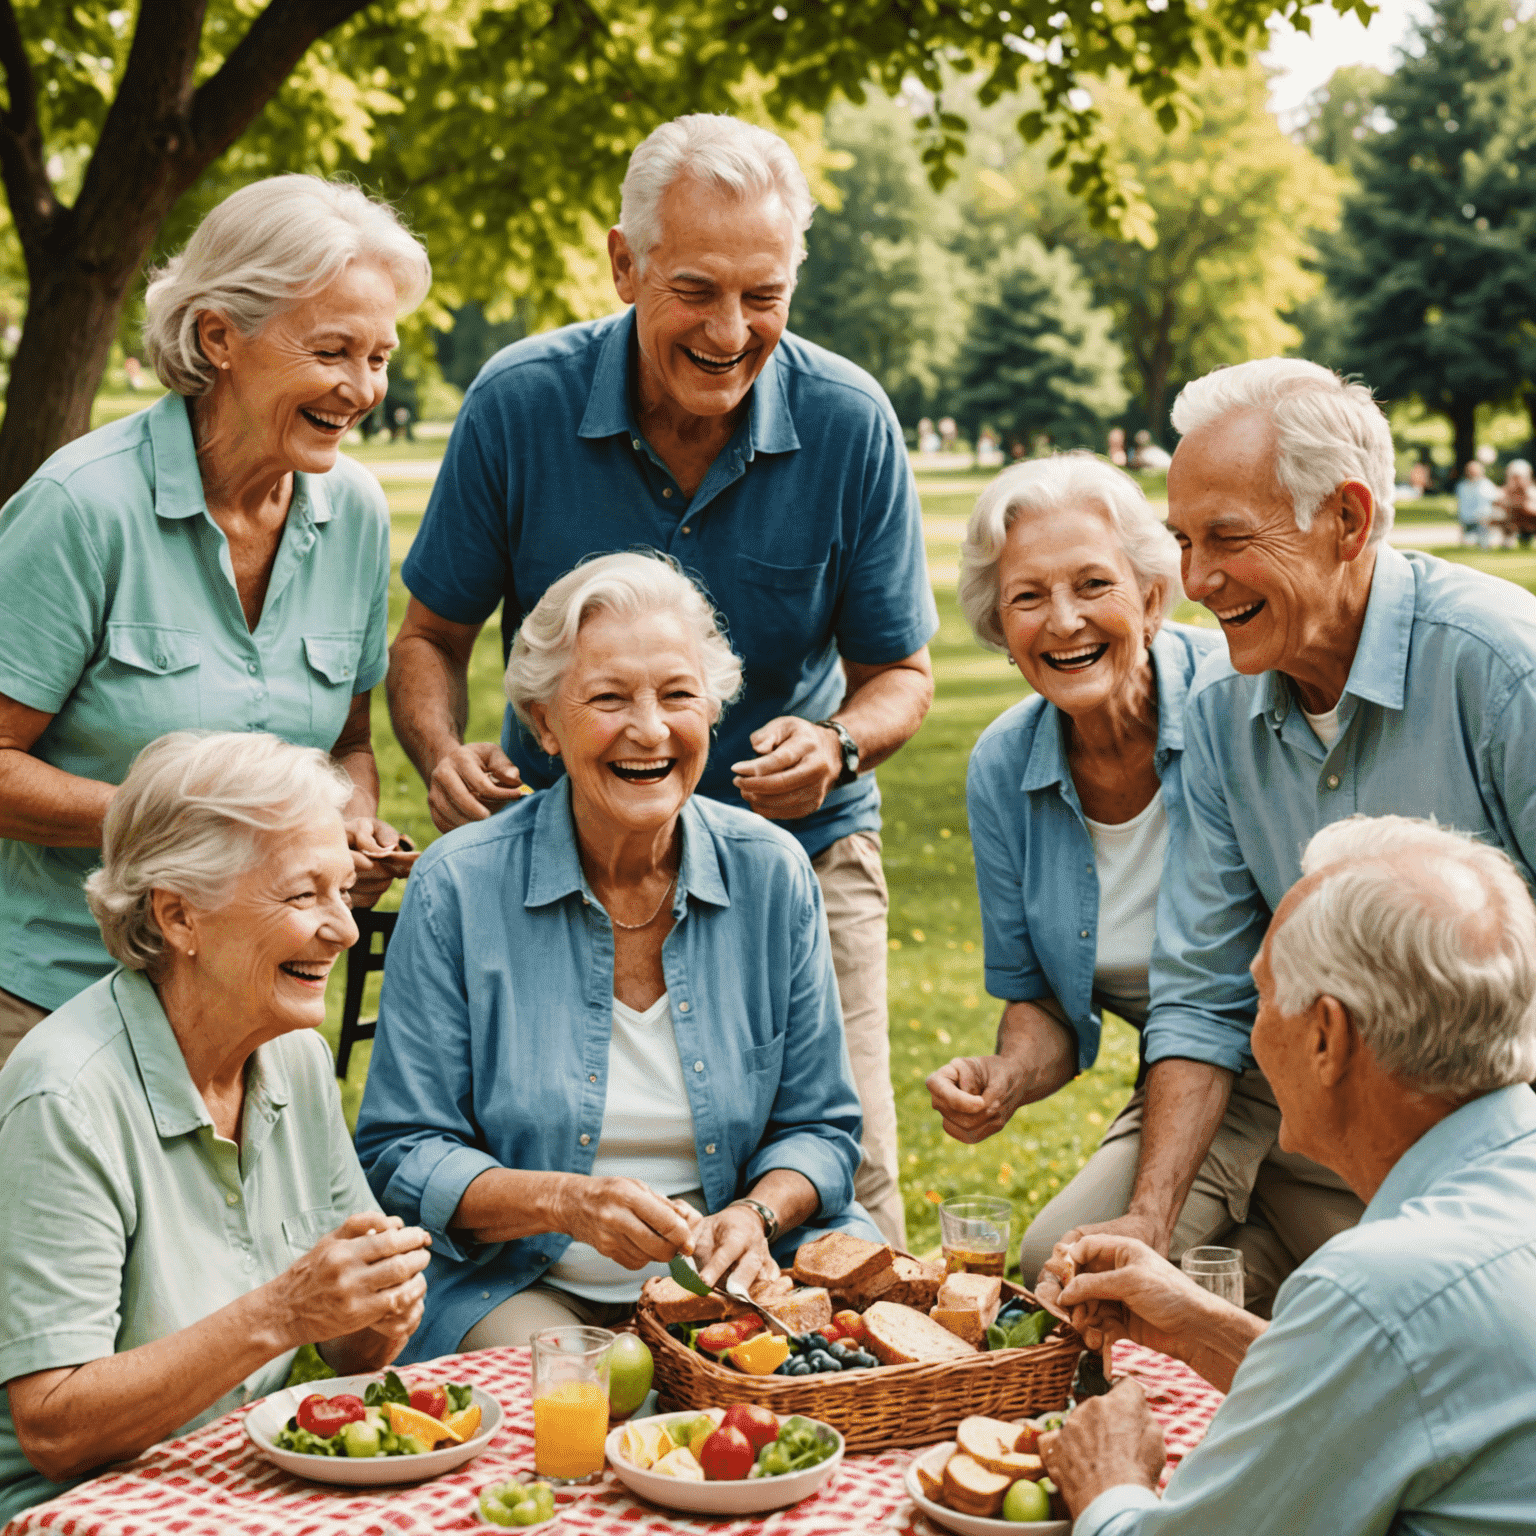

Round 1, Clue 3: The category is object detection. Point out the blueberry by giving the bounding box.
[807,1350,842,1372]
[851,1350,879,1368]
[829,1340,855,1358]
[788,1358,815,1376]
[804,1333,830,1352]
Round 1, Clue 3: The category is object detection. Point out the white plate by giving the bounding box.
[605,1410,844,1514]
[245,1373,501,1486]
[904,1442,1070,1535]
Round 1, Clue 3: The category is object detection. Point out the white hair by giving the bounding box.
[957,453,1184,652]
[1268,815,1536,1097]
[619,114,815,272]
[1170,358,1397,542]
[84,732,353,972]
[1507,459,1532,480]
[505,551,744,731]
[142,175,432,397]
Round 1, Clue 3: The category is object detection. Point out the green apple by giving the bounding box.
[340,1419,381,1458]
[1002,1478,1052,1523]
[606,1334,655,1419]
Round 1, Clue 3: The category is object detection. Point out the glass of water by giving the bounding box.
[1180,1246,1245,1308]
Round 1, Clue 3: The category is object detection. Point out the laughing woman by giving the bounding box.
[0,176,430,1063]
[923,455,1222,1281]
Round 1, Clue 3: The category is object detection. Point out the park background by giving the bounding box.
[9,0,1536,1258]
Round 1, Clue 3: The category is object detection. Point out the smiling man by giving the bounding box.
[1053,357,1536,1310]
[387,115,937,1246]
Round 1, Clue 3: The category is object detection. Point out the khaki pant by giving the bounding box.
[811,831,905,1250]
[0,986,48,1071]
[1018,1069,1363,1315]
[461,1285,635,1350]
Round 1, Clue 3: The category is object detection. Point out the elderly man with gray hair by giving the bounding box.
[1032,814,1536,1533]
[1039,357,1536,1310]
[387,114,937,1247]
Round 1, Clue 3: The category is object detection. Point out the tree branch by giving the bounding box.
[0,0,55,262]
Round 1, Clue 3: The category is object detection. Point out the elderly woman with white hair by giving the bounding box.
[0,175,431,1062]
[924,454,1223,1281]
[356,551,877,1358]
[0,732,430,1524]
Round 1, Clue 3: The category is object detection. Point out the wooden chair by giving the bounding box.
[335,907,397,1078]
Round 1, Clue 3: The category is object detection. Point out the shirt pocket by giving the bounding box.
[303,631,364,741]
[104,622,203,729]
[281,1207,340,1256]
[734,555,832,679]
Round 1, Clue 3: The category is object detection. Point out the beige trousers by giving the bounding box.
[461,1285,635,1350]
[811,831,905,1250]
[1018,1069,1363,1315]
[0,986,49,1071]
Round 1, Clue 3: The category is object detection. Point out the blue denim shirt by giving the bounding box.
[1147,546,1536,1073]
[1078,1084,1536,1536]
[967,625,1224,1071]
[354,779,872,1362]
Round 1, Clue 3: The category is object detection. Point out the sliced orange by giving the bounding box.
[445,1403,482,1440]
[386,1401,464,1446]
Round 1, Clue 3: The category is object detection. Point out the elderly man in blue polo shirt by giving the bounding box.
[387,114,937,1247]
[1034,814,1536,1533]
[1037,357,1536,1309]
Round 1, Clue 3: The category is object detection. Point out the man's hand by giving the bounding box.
[345,817,419,908]
[730,718,843,820]
[927,1055,1029,1143]
[1038,1378,1164,1517]
[427,741,524,832]
[691,1205,777,1295]
[1055,1210,1172,1259]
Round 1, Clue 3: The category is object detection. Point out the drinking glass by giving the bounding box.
[939,1196,1013,1277]
[530,1325,615,1484]
[1180,1246,1245,1308]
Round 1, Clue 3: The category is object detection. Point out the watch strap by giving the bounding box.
[729,1197,780,1246]
[814,718,860,787]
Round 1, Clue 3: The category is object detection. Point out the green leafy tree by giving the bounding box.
[953,236,1126,451]
[1323,0,1536,470]
[1300,63,1390,169]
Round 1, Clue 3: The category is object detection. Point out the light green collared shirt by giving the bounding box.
[0,968,380,1524]
[0,394,390,1010]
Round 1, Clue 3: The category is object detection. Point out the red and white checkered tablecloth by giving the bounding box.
[3,1340,1220,1536]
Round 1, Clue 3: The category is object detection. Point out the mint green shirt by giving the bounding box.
[0,968,381,1523]
[0,394,390,1010]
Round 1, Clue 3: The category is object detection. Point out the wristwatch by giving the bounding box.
[815,718,860,787]
[729,1198,781,1246]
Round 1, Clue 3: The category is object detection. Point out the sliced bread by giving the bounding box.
[936,1271,1003,1318]
[882,1254,944,1310]
[861,1300,978,1365]
[929,1306,989,1346]
[941,1452,1013,1517]
[915,1462,945,1502]
[771,1286,833,1337]
[640,1276,749,1325]
[792,1232,895,1293]
[955,1416,1047,1478]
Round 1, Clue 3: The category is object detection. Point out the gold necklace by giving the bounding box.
[604,874,678,931]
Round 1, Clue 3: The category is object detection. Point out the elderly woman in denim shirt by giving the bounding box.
[355,551,876,1358]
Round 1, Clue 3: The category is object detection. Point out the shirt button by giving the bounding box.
[705,1144,716,1155]
[154,654,167,670]
[589,1073,598,1083]
[1326,774,1341,789]
[1080,930,1089,939]
[246,661,258,675]
[482,1291,491,1300]
[1273,710,1284,724]
[663,487,673,498]
[226,1192,239,1206]
[694,1060,705,1073]
[681,525,692,534]
[678,1001,690,1013]
[580,1133,591,1146]
[632,438,642,451]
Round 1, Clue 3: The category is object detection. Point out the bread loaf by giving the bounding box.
[882,1254,943,1310]
[861,1301,978,1365]
[792,1232,895,1294]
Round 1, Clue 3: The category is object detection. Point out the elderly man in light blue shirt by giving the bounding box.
[1057,358,1536,1310]
[1036,814,1536,1534]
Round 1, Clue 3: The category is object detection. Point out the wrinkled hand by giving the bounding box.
[559,1177,700,1271]
[428,741,524,832]
[691,1206,778,1294]
[926,1054,1028,1144]
[345,817,418,908]
[1038,1378,1164,1516]
[270,1214,431,1350]
[730,718,843,821]
[1055,1209,1170,1261]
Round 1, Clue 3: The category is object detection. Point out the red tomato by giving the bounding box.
[409,1385,448,1421]
[697,1317,763,1355]
[721,1403,779,1451]
[698,1425,756,1481]
[296,1392,367,1437]
[832,1309,867,1342]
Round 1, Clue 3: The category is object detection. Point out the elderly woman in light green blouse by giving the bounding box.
[0,732,431,1525]
[0,174,431,1062]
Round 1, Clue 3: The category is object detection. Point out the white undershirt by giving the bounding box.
[544,992,706,1303]
[1302,705,1341,750]
[1083,793,1168,1021]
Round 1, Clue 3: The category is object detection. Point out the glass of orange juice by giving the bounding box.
[530,1325,615,1484]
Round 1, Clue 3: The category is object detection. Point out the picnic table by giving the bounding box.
[2,1341,1222,1536]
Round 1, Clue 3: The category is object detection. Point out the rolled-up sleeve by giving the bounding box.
[353,871,504,1266]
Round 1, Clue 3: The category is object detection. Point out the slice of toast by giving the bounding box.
[640,1276,750,1326]
[941,1452,1013,1517]
[882,1254,943,1310]
[936,1271,1003,1318]
[792,1232,895,1293]
[836,1264,898,1309]
[915,1462,944,1502]
[930,1306,989,1346]
[955,1416,1047,1478]
[771,1286,833,1337]
[861,1301,978,1365]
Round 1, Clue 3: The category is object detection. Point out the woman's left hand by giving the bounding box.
[691,1205,778,1294]
[345,817,419,908]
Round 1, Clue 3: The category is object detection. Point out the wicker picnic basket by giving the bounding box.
[635,1275,1083,1454]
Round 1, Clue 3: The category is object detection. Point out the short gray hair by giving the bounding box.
[1170,358,1396,542]
[505,551,744,731]
[619,114,814,272]
[143,175,432,397]
[1268,815,1536,1097]
[84,732,353,972]
[1507,459,1532,480]
[958,453,1183,653]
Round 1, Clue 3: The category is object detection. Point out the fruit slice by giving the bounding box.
[445,1403,482,1440]
[386,1401,463,1447]
[617,1419,676,1470]
[653,1446,706,1481]
[728,1332,791,1375]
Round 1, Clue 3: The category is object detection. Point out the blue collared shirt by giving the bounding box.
[353,779,873,1362]
[1077,1083,1536,1536]
[1147,546,1536,1072]
[399,310,938,860]
[968,625,1224,1071]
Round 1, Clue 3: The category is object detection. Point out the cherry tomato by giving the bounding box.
[296,1392,368,1437]
[409,1385,449,1421]
[832,1309,867,1342]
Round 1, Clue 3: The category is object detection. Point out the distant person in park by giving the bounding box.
[0,175,426,1065]
[1496,457,1536,549]
[1106,426,1128,467]
[1454,458,1495,547]
[1129,430,1171,472]
[386,113,937,1248]
[1036,357,1536,1314]
[925,455,1222,1280]
[1034,815,1536,1535]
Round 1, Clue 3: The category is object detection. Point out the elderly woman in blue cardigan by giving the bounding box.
[355,552,877,1358]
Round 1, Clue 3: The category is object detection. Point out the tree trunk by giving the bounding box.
[1447,398,1477,485]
